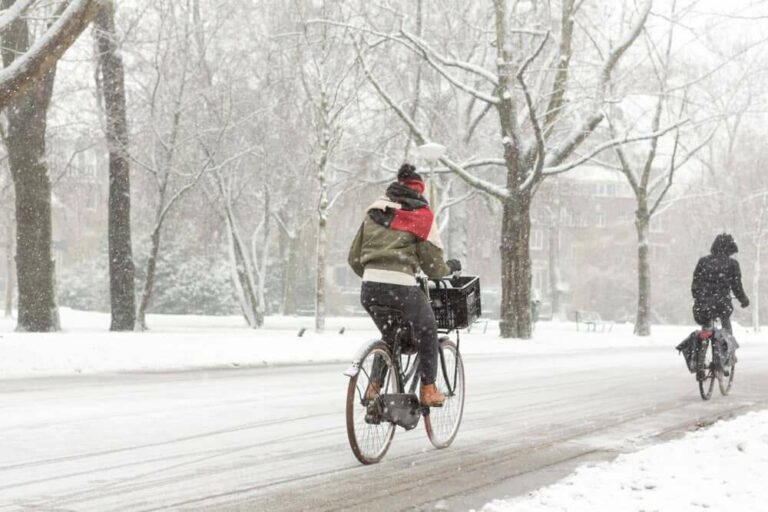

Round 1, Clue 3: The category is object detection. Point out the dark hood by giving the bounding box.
[711,233,738,256]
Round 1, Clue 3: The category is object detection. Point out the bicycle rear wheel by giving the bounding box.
[425,339,465,449]
[346,341,397,464]
[719,363,735,396]
[698,338,715,401]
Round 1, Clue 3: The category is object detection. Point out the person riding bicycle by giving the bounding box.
[348,163,461,407]
[691,233,749,334]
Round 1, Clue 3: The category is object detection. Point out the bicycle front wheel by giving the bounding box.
[425,339,465,449]
[698,338,715,401]
[346,341,397,464]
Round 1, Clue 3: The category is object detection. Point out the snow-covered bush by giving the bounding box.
[148,252,239,315]
[58,257,110,312]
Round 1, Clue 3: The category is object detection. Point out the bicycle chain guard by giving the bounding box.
[375,393,421,430]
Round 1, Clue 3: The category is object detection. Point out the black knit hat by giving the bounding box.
[397,163,423,182]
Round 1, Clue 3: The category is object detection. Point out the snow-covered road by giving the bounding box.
[1,342,768,511]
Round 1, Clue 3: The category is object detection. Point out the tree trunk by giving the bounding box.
[499,196,533,339]
[281,234,300,315]
[4,221,14,318]
[225,212,262,328]
[2,5,59,332]
[635,213,651,336]
[136,221,161,330]
[753,245,760,332]
[95,4,136,331]
[252,187,270,318]
[315,213,327,333]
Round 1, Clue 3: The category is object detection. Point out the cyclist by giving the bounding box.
[691,233,749,334]
[348,163,461,407]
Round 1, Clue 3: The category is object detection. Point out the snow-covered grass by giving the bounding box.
[480,410,768,512]
[0,307,759,379]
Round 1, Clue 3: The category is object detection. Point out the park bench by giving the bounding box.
[575,310,613,332]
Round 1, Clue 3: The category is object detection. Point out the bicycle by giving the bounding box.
[695,321,736,401]
[343,274,481,465]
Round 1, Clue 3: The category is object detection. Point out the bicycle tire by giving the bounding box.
[425,339,465,449]
[698,338,715,401]
[346,341,397,464]
[719,363,735,396]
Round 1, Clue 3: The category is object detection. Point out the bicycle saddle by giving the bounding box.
[367,305,416,354]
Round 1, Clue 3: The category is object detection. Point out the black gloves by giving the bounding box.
[446,259,462,273]
[741,298,750,308]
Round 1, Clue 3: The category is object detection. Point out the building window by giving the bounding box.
[530,229,544,250]
[596,211,606,228]
[595,183,617,197]
[532,268,547,295]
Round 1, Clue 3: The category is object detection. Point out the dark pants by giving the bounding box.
[361,281,438,385]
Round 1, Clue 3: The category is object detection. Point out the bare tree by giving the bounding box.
[299,4,364,332]
[202,150,271,329]
[129,1,224,329]
[611,1,728,335]
[94,2,135,331]
[1,0,67,331]
[340,0,657,338]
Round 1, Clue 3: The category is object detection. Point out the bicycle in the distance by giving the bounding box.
[694,319,737,401]
[343,274,481,464]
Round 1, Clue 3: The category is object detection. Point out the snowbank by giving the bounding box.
[0,308,757,379]
[481,410,768,512]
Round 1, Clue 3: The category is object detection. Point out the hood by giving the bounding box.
[711,233,738,256]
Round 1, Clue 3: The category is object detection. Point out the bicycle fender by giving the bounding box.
[343,338,384,377]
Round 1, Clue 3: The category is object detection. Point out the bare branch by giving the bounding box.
[517,32,550,183]
[398,29,499,85]
[542,120,689,178]
[397,31,499,104]
[0,0,109,110]
[649,124,718,216]
[542,1,652,172]
[354,38,509,200]
[0,0,37,34]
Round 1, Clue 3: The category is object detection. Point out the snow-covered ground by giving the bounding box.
[0,310,766,511]
[0,308,743,379]
[481,410,768,512]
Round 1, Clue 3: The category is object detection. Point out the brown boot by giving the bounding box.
[420,383,445,407]
[364,382,380,401]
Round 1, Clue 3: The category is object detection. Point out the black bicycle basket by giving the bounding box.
[429,276,481,330]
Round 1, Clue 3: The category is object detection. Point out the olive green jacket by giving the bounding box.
[347,214,451,283]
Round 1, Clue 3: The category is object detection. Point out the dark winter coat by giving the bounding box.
[691,234,748,325]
